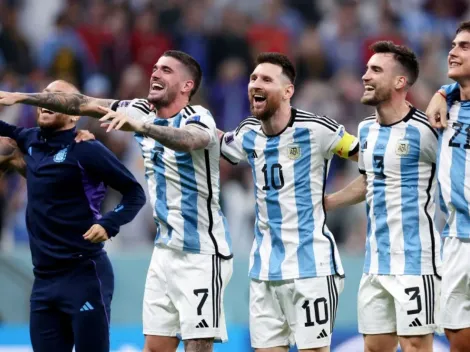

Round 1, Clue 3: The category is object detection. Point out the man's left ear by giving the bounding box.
[182,80,195,95]
[396,76,407,90]
[284,84,295,100]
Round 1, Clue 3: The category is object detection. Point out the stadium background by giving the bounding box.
[0,0,462,350]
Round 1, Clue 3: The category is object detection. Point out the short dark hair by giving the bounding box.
[370,41,419,87]
[456,21,470,35]
[255,52,296,84]
[162,50,202,99]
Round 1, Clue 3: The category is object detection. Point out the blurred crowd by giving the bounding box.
[0,0,464,256]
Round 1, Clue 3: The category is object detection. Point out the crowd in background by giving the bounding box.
[0,0,464,257]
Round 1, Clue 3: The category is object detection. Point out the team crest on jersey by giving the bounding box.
[287,143,301,160]
[53,148,68,163]
[395,140,410,156]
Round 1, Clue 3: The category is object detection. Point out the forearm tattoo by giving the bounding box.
[21,93,114,117]
[184,338,213,352]
[141,123,210,152]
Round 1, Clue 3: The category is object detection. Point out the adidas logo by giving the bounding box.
[409,318,422,327]
[195,319,209,328]
[317,329,328,339]
[80,302,94,312]
[252,151,258,158]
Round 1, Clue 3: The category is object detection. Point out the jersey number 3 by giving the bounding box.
[373,155,386,179]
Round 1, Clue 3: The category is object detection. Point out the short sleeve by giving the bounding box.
[220,131,247,165]
[183,106,218,147]
[419,124,438,164]
[110,99,153,122]
[440,83,460,109]
[358,124,366,173]
[314,116,359,159]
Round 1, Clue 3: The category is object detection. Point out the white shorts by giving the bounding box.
[250,275,344,349]
[143,245,233,341]
[441,237,470,329]
[358,273,440,336]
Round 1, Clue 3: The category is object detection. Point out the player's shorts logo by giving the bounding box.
[287,143,301,160]
[395,140,410,156]
[53,148,68,163]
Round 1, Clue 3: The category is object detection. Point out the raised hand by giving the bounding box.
[0,91,24,106]
[97,106,144,133]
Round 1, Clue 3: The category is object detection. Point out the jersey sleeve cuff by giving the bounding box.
[221,152,238,165]
[359,168,366,174]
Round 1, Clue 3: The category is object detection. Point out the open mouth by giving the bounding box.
[364,85,375,92]
[253,94,266,103]
[449,61,461,68]
[151,82,165,92]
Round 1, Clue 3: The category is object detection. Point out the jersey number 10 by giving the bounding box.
[262,164,285,190]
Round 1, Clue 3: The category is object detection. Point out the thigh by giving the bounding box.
[358,274,396,335]
[363,334,398,352]
[144,335,180,352]
[398,334,433,352]
[67,256,114,352]
[168,250,233,343]
[250,279,291,349]
[445,327,470,351]
[387,275,439,336]
[441,237,470,329]
[290,275,344,350]
[143,246,179,337]
[30,301,74,352]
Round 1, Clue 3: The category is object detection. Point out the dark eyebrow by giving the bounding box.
[453,40,470,46]
[161,65,173,72]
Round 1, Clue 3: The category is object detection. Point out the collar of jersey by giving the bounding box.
[378,107,415,127]
[40,127,77,147]
[262,107,296,138]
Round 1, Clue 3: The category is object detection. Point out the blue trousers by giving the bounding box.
[29,253,114,352]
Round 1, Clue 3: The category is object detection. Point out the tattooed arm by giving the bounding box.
[0,137,26,177]
[98,107,211,152]
[0,91,114,118]
[139,123,210,152]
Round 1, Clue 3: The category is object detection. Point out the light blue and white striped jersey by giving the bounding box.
[111,99,232,258]
[358,107,441,276]
[438,82,470,239]
[221,108,358,280]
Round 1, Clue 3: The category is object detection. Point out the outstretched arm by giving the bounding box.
[98,107,211,152]
[0,91,114,118]
[324,174,367,211]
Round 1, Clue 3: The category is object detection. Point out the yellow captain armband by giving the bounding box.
[332,130,359,159]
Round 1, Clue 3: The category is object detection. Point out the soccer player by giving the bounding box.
[424,20,470,352]
[219,52,358,352]
[0,79,146,352]
[0,50,232,352]
[325,41,442,352]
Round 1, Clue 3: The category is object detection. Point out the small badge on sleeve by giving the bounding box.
[224,133,234,145]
